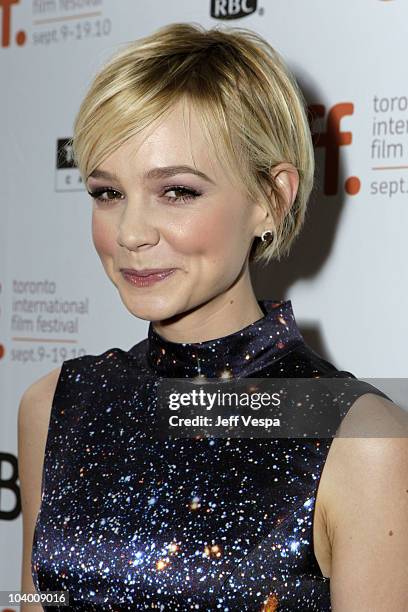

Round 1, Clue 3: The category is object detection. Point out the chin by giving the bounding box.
[119,290,184,323]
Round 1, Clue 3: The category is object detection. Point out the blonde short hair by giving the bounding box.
[71,22,315,264]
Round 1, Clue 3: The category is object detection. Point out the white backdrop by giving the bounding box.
[1,0,407,602]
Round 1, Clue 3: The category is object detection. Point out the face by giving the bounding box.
[86,98,267,324]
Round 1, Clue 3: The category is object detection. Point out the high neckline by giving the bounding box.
[144,299,304,378]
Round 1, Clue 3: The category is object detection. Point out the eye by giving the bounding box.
[87,185,201,205]
[162,185,200,204]
[87,187,122,203]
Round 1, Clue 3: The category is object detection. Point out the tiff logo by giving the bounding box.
[0,0,25,47]
[210,0,257,20]
[310,102,360,196]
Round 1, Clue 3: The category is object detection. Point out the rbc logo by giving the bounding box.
[211,0,257,20]
[0,0,25,47]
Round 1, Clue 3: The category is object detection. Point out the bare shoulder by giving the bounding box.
[18,364,63,509]
[18,366,62,426]
[318,392,408,527]
[18,365,63,484]
[315,393,408,607]
[335,391,408,437]
[18,365,62,462]
[18,365,62,608]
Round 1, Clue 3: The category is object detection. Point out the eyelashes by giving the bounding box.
[87,188,118,203]
[86,185,201,205]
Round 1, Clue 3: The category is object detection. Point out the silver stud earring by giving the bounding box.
[261,229,273,242]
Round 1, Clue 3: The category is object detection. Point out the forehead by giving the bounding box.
[100,99,220,181]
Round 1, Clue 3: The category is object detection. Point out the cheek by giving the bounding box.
[92,211,117,258]
[171,205,244,261]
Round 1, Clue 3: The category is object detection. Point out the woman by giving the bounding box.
[19,22,407,611]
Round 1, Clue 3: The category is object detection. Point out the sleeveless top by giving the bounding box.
[31,299,389,611]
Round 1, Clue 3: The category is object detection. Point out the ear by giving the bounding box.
[253,162,300,237]
[271,162,299,215]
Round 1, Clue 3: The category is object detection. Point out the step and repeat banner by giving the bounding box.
[1,0,407,603]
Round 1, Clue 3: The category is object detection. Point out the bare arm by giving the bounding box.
[18,366,62,612]
[324,394,408,611]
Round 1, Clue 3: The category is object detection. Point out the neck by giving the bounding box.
[152,270,265,345]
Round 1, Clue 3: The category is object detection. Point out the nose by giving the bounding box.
[117,197,160,250]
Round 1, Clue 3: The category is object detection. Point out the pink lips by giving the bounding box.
[120,268,177,287]
[121,268,175,276]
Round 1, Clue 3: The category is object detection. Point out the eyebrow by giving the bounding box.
[87,165,215,185]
